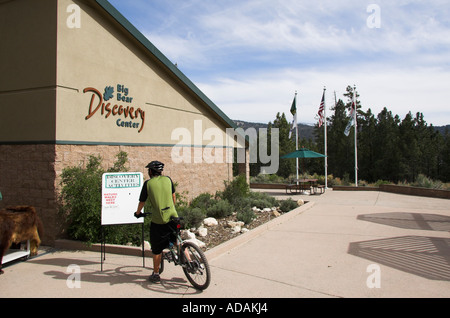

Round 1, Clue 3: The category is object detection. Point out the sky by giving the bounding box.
[108,0,450,127]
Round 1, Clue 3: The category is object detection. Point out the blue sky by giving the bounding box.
[109,0,450,126]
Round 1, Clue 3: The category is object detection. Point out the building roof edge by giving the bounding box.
[94,0,238,131]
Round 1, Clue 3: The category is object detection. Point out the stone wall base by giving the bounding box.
[0,144,234,245]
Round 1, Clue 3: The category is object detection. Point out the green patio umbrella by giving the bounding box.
[281,148,326,178]
[281,148,326,159]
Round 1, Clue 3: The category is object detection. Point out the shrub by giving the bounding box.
[278,198,298,212]
[174,183,189,210]
[413,174,443,189]
[206,200,233,219]
[177,207,206,229]
[374,179,391,187]
[190,192,214,211]
[237,209,256,225]
[247,191,278,209]
[220,174,250,207]
[58,151,146,245]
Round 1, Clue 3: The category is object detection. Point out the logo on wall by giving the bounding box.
[83,84,145,133]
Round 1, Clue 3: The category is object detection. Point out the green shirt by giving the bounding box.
[146,176,178,224]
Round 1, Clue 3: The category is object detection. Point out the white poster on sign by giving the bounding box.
[101,172,144,225]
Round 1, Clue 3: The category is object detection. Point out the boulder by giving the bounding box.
[181,229,196,240]
[227,221,245,228]
[142,241,151,250]
[197,226,208,237]
[203,217,218,227]
[231,226,241,234]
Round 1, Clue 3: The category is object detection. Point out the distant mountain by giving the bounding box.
[434,125,450,135]
[234,120,450,141]
[234,120,316,141]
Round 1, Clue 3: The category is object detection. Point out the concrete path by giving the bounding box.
[1,189,449,298]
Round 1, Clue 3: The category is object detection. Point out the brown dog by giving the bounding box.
[0,206,44,274]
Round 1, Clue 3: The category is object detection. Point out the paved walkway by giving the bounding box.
[1,189,449,298]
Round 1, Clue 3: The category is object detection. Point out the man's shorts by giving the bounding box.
[150,221,177,255]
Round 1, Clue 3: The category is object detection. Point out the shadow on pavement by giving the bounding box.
[348,235,450,281]
[28,257,202,295]
[357,212,450,232]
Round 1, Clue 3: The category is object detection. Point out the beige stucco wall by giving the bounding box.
[0,0,57,142]
[55,0,237,148]
[0,0,244,245]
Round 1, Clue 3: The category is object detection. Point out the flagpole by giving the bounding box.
[353,85,358,187]
[323,87,328,189]
[295,91,299,184]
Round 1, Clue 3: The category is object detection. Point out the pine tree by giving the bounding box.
[271,112,296,178]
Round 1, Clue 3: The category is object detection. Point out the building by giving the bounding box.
[0,0,248,244]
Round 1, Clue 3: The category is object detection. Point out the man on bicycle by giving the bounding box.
[134,160,178,283]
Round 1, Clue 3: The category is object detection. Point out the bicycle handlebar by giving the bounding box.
[134,212,149,218]
[133,212,183,223]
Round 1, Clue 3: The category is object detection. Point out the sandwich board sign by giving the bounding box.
[101,172,144,225]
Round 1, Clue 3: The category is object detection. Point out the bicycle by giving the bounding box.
[134,213,211,290]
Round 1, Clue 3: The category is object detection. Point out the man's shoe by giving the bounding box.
[148,272,160,283]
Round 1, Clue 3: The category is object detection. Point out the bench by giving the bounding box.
[312,185,326,195]
[285,182,312,194]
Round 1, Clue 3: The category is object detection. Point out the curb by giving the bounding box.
[54,202,315,261]
[205,201,315,261]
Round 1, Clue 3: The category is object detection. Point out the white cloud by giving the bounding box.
[197,64,450,126]
[110,0,450,126]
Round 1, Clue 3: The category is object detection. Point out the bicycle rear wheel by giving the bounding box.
[181,242,211,290]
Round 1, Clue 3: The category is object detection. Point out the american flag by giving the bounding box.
[349,100,355,117]
[318,92,325,127]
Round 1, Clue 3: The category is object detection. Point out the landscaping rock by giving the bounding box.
[231,226,241,234]
[272,210,281,217]
[203,217,218,227]
[181,229,196,241]
[197,226,208,237]
[227,221,245,228]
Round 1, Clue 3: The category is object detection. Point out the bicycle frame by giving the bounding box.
[163,222,186,266]
[135,212,211,290]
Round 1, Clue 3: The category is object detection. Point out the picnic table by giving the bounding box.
[285,179,325,195]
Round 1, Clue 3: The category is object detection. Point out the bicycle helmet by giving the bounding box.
[145,161,164,172]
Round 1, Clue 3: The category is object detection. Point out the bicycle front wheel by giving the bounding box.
[181,242,211,290]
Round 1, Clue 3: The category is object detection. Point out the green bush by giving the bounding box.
[374,179,391,187]
[190,192,214,211]
[413,174,443,189]
[247,191,279,209]
[206,200,233,219]
[220,174,250,207]
[237,209,256,225]
[278,198,298,212]
[177,207,206,229]
[59,151,146,245]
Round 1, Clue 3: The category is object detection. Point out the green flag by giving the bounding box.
[290,96,296,116]
[289,95,297,139]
